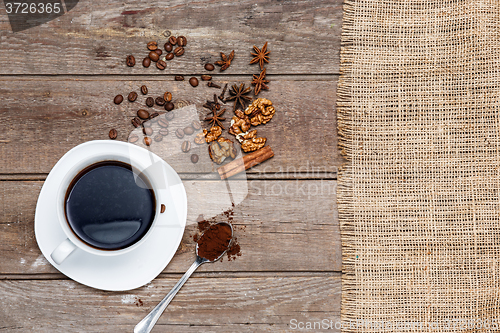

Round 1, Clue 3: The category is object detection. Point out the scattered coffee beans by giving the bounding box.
[154,49,162,56]
[146,97,155,107]
[175,75,184,81]
[141,85,148,95]
[147,41,158,51]
[165,53,174,61]
[154,134,163,142]
[174,47,185,56]
[126,55,135,67]
[191,154,199,163]
[177,36,187,47]
[143,57,151,68]
[201,75,212,81]
[204,63,215,71]
[128,134,139,143]
[131,117,142,128]
[192,121,201,130]
[109,129,117,140]
[160,204,166,213]
[184,126,194,135]
[169,36,177,45]
[128,91,138,102]
[149,51,159,62]
[159,128,169,136]
[165,112,174,120]
[164,92,172,102]
[165,102,175,111]
[150,112,160,121]
[157,60,167,70]
[137,109,150,119]
[176,128,185,138]
[144,137,152,146]
[114,94,124,104]
[143,127,153,136]
[155,97,166,106]
[164,43,173,52]
[158,119,169,128]
[189,77,199,87]
[181,140,191,152]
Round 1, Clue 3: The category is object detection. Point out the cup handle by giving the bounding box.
[51,238,77,264]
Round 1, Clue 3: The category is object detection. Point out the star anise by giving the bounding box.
[214,50,234,71]
[205,108,226,129]
[250,42,270,70]
[251,68,270,96]
[203,94,221,112]
[226,83,253,111]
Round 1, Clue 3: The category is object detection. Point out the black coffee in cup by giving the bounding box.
[64,161,156,250]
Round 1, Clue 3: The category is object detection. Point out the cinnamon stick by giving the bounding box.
[218,146,274,179]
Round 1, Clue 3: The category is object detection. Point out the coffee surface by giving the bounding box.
[65,161,155,250]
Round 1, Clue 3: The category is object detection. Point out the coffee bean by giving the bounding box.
[175,128,185,139]
[165,53,174,61]
[141,85,148,95]
[143,127,153,136]
[146,97,155,107]
[191,154,199,163]
[201,75,212,81]
[154,134,163,142]
[128,134,139,143]
[175,75,184,81]
[158,119,169,128]
[169,36,177,45]
[164,102,175,111]
[142,120,151,127]
[126,55,135,67]
[147,41,158,51]
[155,49,162,56]
[177,36,187,47]
[192,121,201,130]
[204,63,215,71]
[181,140,191,152]
[109,129,117,140]
[143,57,151,68]
[114,94,124,104]
[189,77,199,87]
[155,97,166,106]
[149,112,160,121]
[149,51,159,62]
[163,91,172,102]
[137,109,150,119]
[144,137,152,146]
[128,91,138,102]
[131,117,142,128]
[159,128,169,136]
[157,60,166,70]
[160,204,166,213]
[164,43,173,52]
[174,47,184,56]
[184,126,194,135]
[165,112,174,121]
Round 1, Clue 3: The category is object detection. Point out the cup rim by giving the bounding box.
[56,152,164,257]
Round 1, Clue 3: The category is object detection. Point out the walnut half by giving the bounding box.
[208,137,237,164]
[238,129,267,152]
[244,98,275,126]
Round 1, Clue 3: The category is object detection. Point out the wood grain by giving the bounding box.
[0,275,341,332]
[0,179,340,275]
[0,0,342,75]
[0,77,342,175]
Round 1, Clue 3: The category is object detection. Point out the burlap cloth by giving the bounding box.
[337,1,500,331]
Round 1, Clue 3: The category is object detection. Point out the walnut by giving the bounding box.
[244,98,275,126]
[238,129,267,152]
[229,109,251,136]
[208,137,237,164]
[194,126,222,144]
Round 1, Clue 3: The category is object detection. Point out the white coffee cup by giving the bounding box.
[50,148,176,265]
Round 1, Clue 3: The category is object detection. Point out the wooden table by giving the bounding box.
[0,1,344,331]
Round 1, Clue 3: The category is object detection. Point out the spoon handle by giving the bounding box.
[134,256,206,333]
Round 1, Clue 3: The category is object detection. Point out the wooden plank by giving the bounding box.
[0,275,341,332]
[0,0,342,75]
[0,179,340,275]
[0,77,343,175]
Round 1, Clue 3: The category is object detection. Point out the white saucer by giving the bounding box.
[34,141,187,291]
